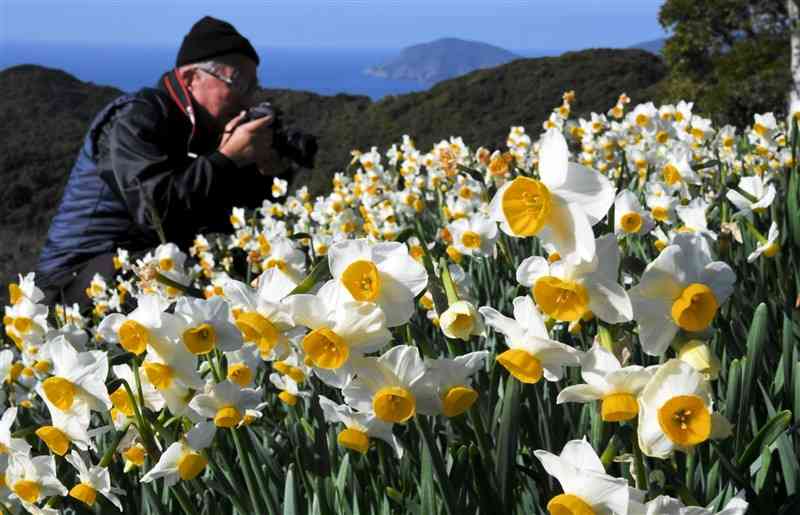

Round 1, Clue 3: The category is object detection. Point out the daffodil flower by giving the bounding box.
[318,395,403,457]
[97,294,179,356]
[222,270,296,360]
[420,351,488,417]
[34,399,92,457]
[439,301,485,341]
[65,450,123,511]
[111,364,164,415]
[726,175,776,218]
[4,297,48,351]
[534,438,630,515]
[141,351,203,421]
[5,454,67,505]
[747,221,780,262]
[174,296,243,355]
[516,234,633,324]
[37,335,110,415]
[446,213,498,258]
[0,407,31,462]
[342,346,437,424]
[638,359,732,458]
[225,344,262,388]
[556,343,654,422]
[629,233,735,356]
[479,296,581,384]
[284,281,391,387]
[189,380,261,428]
[326,238,428,327]
[634,490,747,515]
[7,272,44,306]
[141,421,216,486]
[269,373,311,407]
[259,236,307,283]
[489,128,615,261]
[614,190,655,236]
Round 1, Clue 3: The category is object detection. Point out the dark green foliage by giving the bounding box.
[0,48,664,303]
[656,0,791,126]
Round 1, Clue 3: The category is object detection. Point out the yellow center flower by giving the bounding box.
[35,426,71,456]
[764,243,780,258]
[657,394,711,446]
[533,277,590,322]
[118,319,149,355]
[460,231,482,250]
[496,349,543,384]
[671,283,719,332]
[600,393,639,422]
[651,206,670,222]
[13,317,32,334]
[501,177,553,236]
[214,405,242,428]
[9,283,23,305]
[228,363,253,387]
[159,258,174,272]
[547,493,596,515]
[142,362,173,390]
[373,386,416,423]
[69,483,98,507]
[13,480,41,504]
[182,323,217,355]
[341,260,382,302]
[441,385,479,417]
[177,451,208,481]
[278,391,298,406]
[302,327,349,369]
[662,164,681,185]
[337,428,370,454]
[123,445,146,467]
[42,376,77,411]
[110,387,135,417]
[620,212,643,234]
[235,312,280,356]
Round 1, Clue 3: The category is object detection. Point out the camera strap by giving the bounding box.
[163,69,197,155]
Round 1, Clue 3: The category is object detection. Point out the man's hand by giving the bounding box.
[218,111,274,168]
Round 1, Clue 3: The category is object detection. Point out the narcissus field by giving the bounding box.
[2,92,799,514]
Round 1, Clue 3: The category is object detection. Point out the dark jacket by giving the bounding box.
[36,70,285,287]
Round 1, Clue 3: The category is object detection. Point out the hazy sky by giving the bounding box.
[1,0,667,51]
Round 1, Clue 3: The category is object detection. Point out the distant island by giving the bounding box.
[364,37,519,84]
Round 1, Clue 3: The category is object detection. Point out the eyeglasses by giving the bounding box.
[197,67,260,97]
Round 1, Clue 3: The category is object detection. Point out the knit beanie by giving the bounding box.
[176,16,260,67]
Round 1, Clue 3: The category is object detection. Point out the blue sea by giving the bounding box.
[0,41,551,100]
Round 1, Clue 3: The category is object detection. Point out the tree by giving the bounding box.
[657,0,791,126]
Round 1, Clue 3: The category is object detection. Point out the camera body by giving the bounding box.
[241,102,317,169]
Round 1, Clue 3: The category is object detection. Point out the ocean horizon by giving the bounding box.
[0,41,556,100]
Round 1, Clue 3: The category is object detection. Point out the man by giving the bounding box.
[36,16,288,307]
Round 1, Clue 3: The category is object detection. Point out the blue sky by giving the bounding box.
[1,0,667,51]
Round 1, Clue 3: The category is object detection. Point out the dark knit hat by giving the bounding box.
[176,16,260,67]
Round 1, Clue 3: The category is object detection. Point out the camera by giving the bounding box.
[241,102,317,169]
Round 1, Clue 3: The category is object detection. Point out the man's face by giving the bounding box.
[186,54,259,132]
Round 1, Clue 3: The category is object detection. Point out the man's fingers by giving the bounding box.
[224,111,247,133]
[240,115,273,132]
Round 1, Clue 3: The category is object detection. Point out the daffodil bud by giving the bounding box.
[677,340,720,380]
[440,301,483,341]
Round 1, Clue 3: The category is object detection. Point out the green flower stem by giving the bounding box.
[631,421,648,491]
[99,423,129,468]
[230,427,264,514]
[153,271,205,299]
[416,416,457,515]
[171,483,194,514]
[439,258,460,305]
[121,378,158,459]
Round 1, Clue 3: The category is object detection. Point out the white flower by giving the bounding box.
[261,236,307,283]
[97,294,179,356]
[534,439,630,514]
[747,221,780,262]
[327,238,428,327]
[489,129,615,261]
[479,296,581,384]
[153,242,187,275]
[439,301,485,341]
[37,335,110,415]
[614,190,655,236]
[516,234,632,324]
[447,213,498,257]
[629,233,735,356]
[230,206,246,229]
[272,177,288,197]
[7,272,44,305]
[269,373,310,407]
[5,454,68,505]
[65,451,123,510]
[189,380,261,428]
[556,343,653,422]
[635,490,747,514]
[319,395,403,457]
[174,296,243,355]
[420,351,488,417]
[284,280,391,387]
[0,407,32,461]
[675,198,716,242]
[141,421,216,486]
[726,175,776,218]
[638,359,731,458]
[342,345,437,423]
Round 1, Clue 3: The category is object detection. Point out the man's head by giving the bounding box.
[175,17,260,132]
